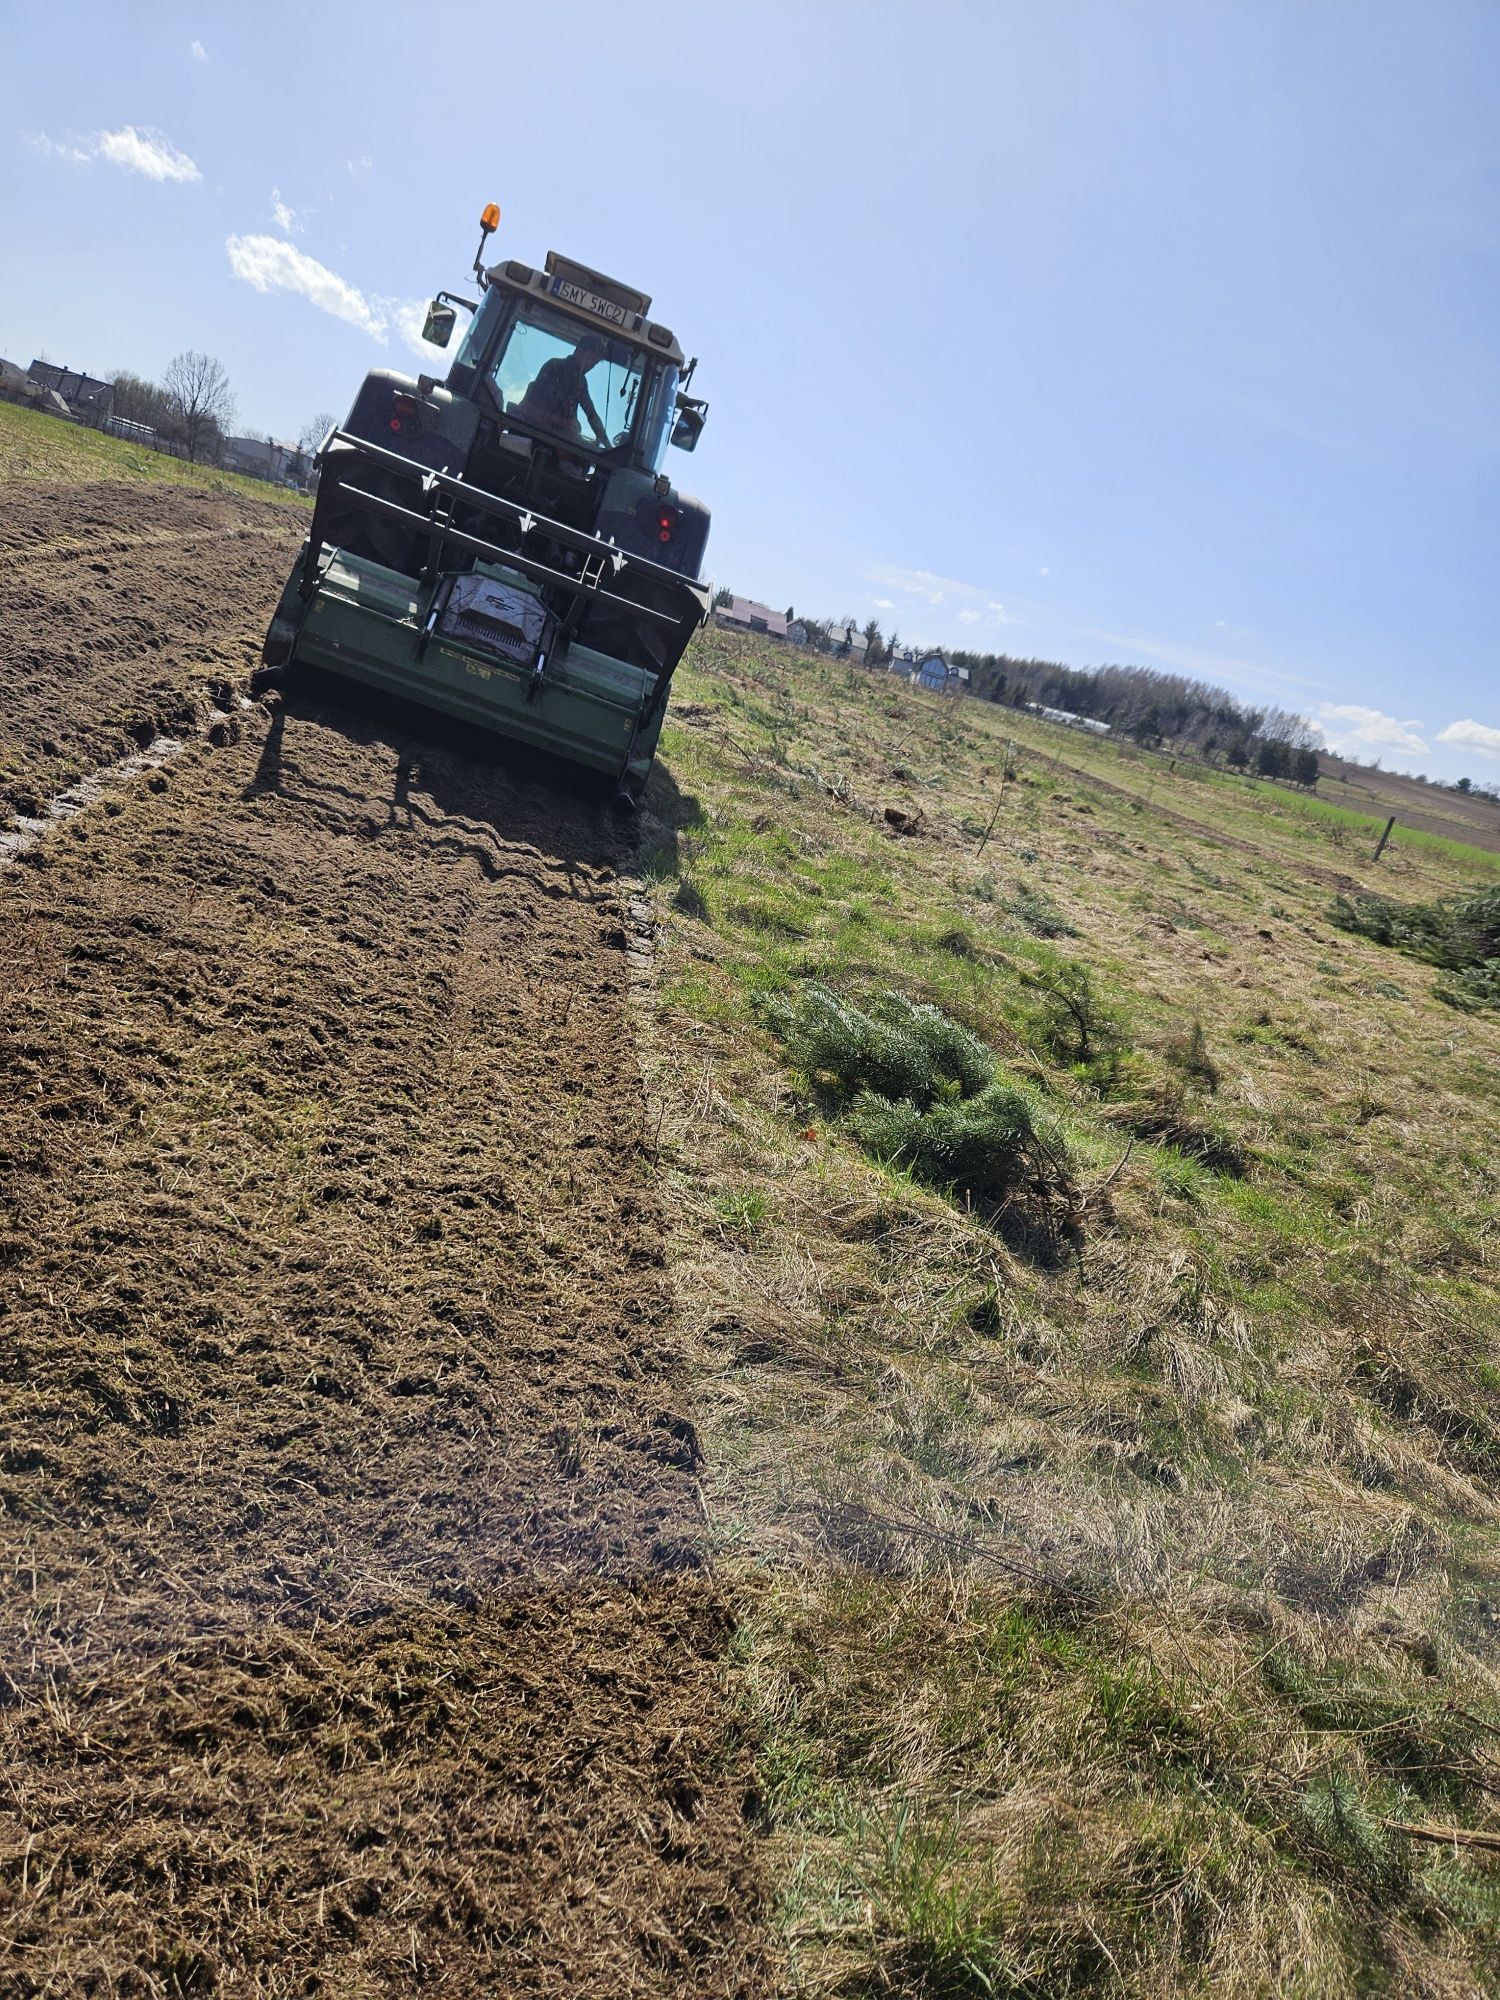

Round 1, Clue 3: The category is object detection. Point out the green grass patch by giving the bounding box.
[0,401,311,509]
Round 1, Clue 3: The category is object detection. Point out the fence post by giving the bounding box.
[1372,815,1396,862]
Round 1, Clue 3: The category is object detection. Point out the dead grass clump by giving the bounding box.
[1162,1016,1222,1091]
[1101,1088,1251,1178]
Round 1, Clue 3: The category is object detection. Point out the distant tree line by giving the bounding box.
[784,613,1329,787]
[107,356,329,479]
[951,654,1321,782]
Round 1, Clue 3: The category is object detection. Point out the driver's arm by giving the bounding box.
[578,381,608,445]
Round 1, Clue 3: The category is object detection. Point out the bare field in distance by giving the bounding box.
[1314,750,1500,857]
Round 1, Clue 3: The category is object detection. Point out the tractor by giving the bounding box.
[258,203,711,805]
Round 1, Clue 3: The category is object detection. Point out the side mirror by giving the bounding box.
[422,300,457,349]
[670,404,705,452]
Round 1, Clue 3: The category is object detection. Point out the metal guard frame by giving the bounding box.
[303,429,704,644]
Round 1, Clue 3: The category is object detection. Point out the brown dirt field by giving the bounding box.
[0,484,768,1995]
[0,482,302,819]
[1315,752,1500,855]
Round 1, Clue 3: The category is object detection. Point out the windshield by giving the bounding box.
[486,300,646,451]
[453,288,499,373]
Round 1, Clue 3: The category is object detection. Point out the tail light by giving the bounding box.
[390,390,419,433]
[657,508,677,545]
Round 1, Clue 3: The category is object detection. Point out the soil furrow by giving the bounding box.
[0,482,766,1995]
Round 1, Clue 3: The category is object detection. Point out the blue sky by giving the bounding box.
[4,0,1496,781]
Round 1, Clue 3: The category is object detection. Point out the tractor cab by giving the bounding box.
[435,249,709,574]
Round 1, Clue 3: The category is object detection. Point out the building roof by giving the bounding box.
[716,596,788,640]
[28,362,112,407]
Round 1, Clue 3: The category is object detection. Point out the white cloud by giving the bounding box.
[26,131,92,165]
[226,233,388,338]
[861,563,1021,631]
[866,562,978,606]
[1314,702,1430,758]
[1039,566,1050,577]
[97,125,201,182]
[1436,718,1500,763]
[189,38,206,60]
[346,154,373,175]
[29,124,201,181]
[226,233,438,359]
[270,186,300,234]
[871,597,895,610]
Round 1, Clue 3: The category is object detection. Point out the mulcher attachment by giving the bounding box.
[263,433,706,804]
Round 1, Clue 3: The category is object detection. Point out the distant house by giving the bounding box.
[714,595,788,641]
[826,622,869,663]
[28,362,112,421]
[0,357,39,405]
[917,654,949,691]
[0,359,70,418]
[223,435,303,483]
[787,621,810,648]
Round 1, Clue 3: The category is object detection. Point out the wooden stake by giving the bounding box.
[1372,814,1396,862]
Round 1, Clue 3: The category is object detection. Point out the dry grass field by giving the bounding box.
[634,628,1500,1996]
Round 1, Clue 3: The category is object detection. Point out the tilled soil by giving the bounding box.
[0,481,301,819]
[0,483,767,1995]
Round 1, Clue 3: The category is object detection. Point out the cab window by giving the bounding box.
[639,362,681,472]
[487,301,646,450]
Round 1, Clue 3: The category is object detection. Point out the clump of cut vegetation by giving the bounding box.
[1332,883,1500,1011]
[848,1078,1063,1208]
[761,983,1073,1217]
[764,983,995,1110]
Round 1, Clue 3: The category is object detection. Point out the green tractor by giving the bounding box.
[258,202,711,806]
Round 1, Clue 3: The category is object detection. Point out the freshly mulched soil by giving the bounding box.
[0,482,768,1995]
[0,481,299,818]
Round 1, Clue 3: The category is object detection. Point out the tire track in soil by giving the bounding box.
[0,482,769,1996]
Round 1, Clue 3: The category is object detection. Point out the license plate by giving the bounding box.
[552,278,628,327]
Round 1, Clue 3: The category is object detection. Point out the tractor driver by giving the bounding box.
[514,331,611,447]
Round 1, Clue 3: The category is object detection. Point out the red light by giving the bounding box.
[659,529,671,543]
[388,417,403,431]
